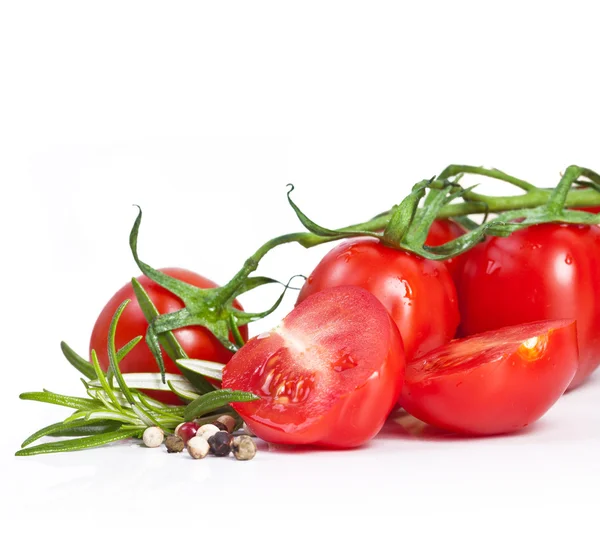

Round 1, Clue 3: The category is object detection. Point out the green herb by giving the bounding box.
[184,389,260,421]
[17,301,259,456]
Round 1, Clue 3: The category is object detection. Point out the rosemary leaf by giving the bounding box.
[60,341,96,379]
[19,391,100,411]
[184,389,259,421]
[177,358,225,381]
[91,349,121,409]
[21,420,122,448]
[15,430,137,457]
[167,380,197,402]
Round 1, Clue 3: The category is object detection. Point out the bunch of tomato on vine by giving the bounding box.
[22,163,600,455]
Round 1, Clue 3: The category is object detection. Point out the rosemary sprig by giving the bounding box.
[17,299,259,456]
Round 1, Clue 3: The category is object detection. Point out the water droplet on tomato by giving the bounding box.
[486,259,501,275]
[307,275,314,285]
[565,254,573,265]
[400,278,414,299]
[337,245,360,263]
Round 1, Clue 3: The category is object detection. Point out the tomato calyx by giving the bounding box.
[129,165,600,378]
[129,207,303,382]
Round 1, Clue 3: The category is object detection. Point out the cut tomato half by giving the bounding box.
[222,285,406,448]
[399,319,579,435]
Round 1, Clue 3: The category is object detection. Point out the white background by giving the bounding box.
[1,1,599,544]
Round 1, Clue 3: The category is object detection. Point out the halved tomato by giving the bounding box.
[297,238,459,361]
[222,285,406,448]
[399,320,578,435]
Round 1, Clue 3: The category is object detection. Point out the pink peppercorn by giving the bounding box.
[174,422,199,445]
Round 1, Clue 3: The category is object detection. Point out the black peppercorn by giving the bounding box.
[165,434,185,453]
[208,431,232,456]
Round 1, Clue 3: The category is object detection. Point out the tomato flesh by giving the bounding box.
[457,223,600,389]
[400,319,579,435]
[90,267,247,404]
[297,238,459,360]
[223,285,406,448]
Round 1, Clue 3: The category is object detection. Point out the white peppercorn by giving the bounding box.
[187,436,210,459]
[196,423,220,441]
[142,426,164,448]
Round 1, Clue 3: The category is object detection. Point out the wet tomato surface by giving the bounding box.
[297,237,459,360]
[400,319,579,435]
[457,224,600,389]
[223,285,406,448]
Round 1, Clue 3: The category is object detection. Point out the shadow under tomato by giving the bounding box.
[564,370,600,394]
[377,408,545,442]
[262,440,371,455]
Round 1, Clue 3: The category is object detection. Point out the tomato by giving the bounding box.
[400,319,578,435]
[90,267,248,404]
[222,285,406,448]
[297,238,459,360]
[575,206,600,213]
[426,219,467,281]
[457,223,600,389]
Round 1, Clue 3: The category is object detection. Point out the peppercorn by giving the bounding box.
[231,435,257,461]
[208,431,232,457]
[187,436,210,459]
[142,426,164,448]
[212,421,228,432]
[196,423,220,441]
[165,434,185,453]
[216,414,237,433]
[174,421,199,445]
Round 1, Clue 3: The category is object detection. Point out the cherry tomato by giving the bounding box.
[400,319,578,435]
[297,238,459,360]
[575,206,600,213]
[90,267,248,404]
[426,219,467,281]
[457,224,600,389]
[222,285,406,448]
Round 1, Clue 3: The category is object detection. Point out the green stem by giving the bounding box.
[438,186,600,218]
[437,165,538,192]
[216,183,600,296]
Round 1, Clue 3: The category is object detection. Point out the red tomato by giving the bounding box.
[222,286,406,448]
[90,267,248,404]
[400,319,578,435]
[426,219,467,281]
[457,224,600,389]
[575,206,600,213]
[297,238,459,360]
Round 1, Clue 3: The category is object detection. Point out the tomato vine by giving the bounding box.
[129,163,600,376]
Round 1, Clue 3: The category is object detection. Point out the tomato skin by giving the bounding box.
[426,219,467,281]
[457,224,600,389]
[297,238,459,360]
[90,267,248,404]
[400,320,578,435]
[223,286,406,448]
[575,206,600,214]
